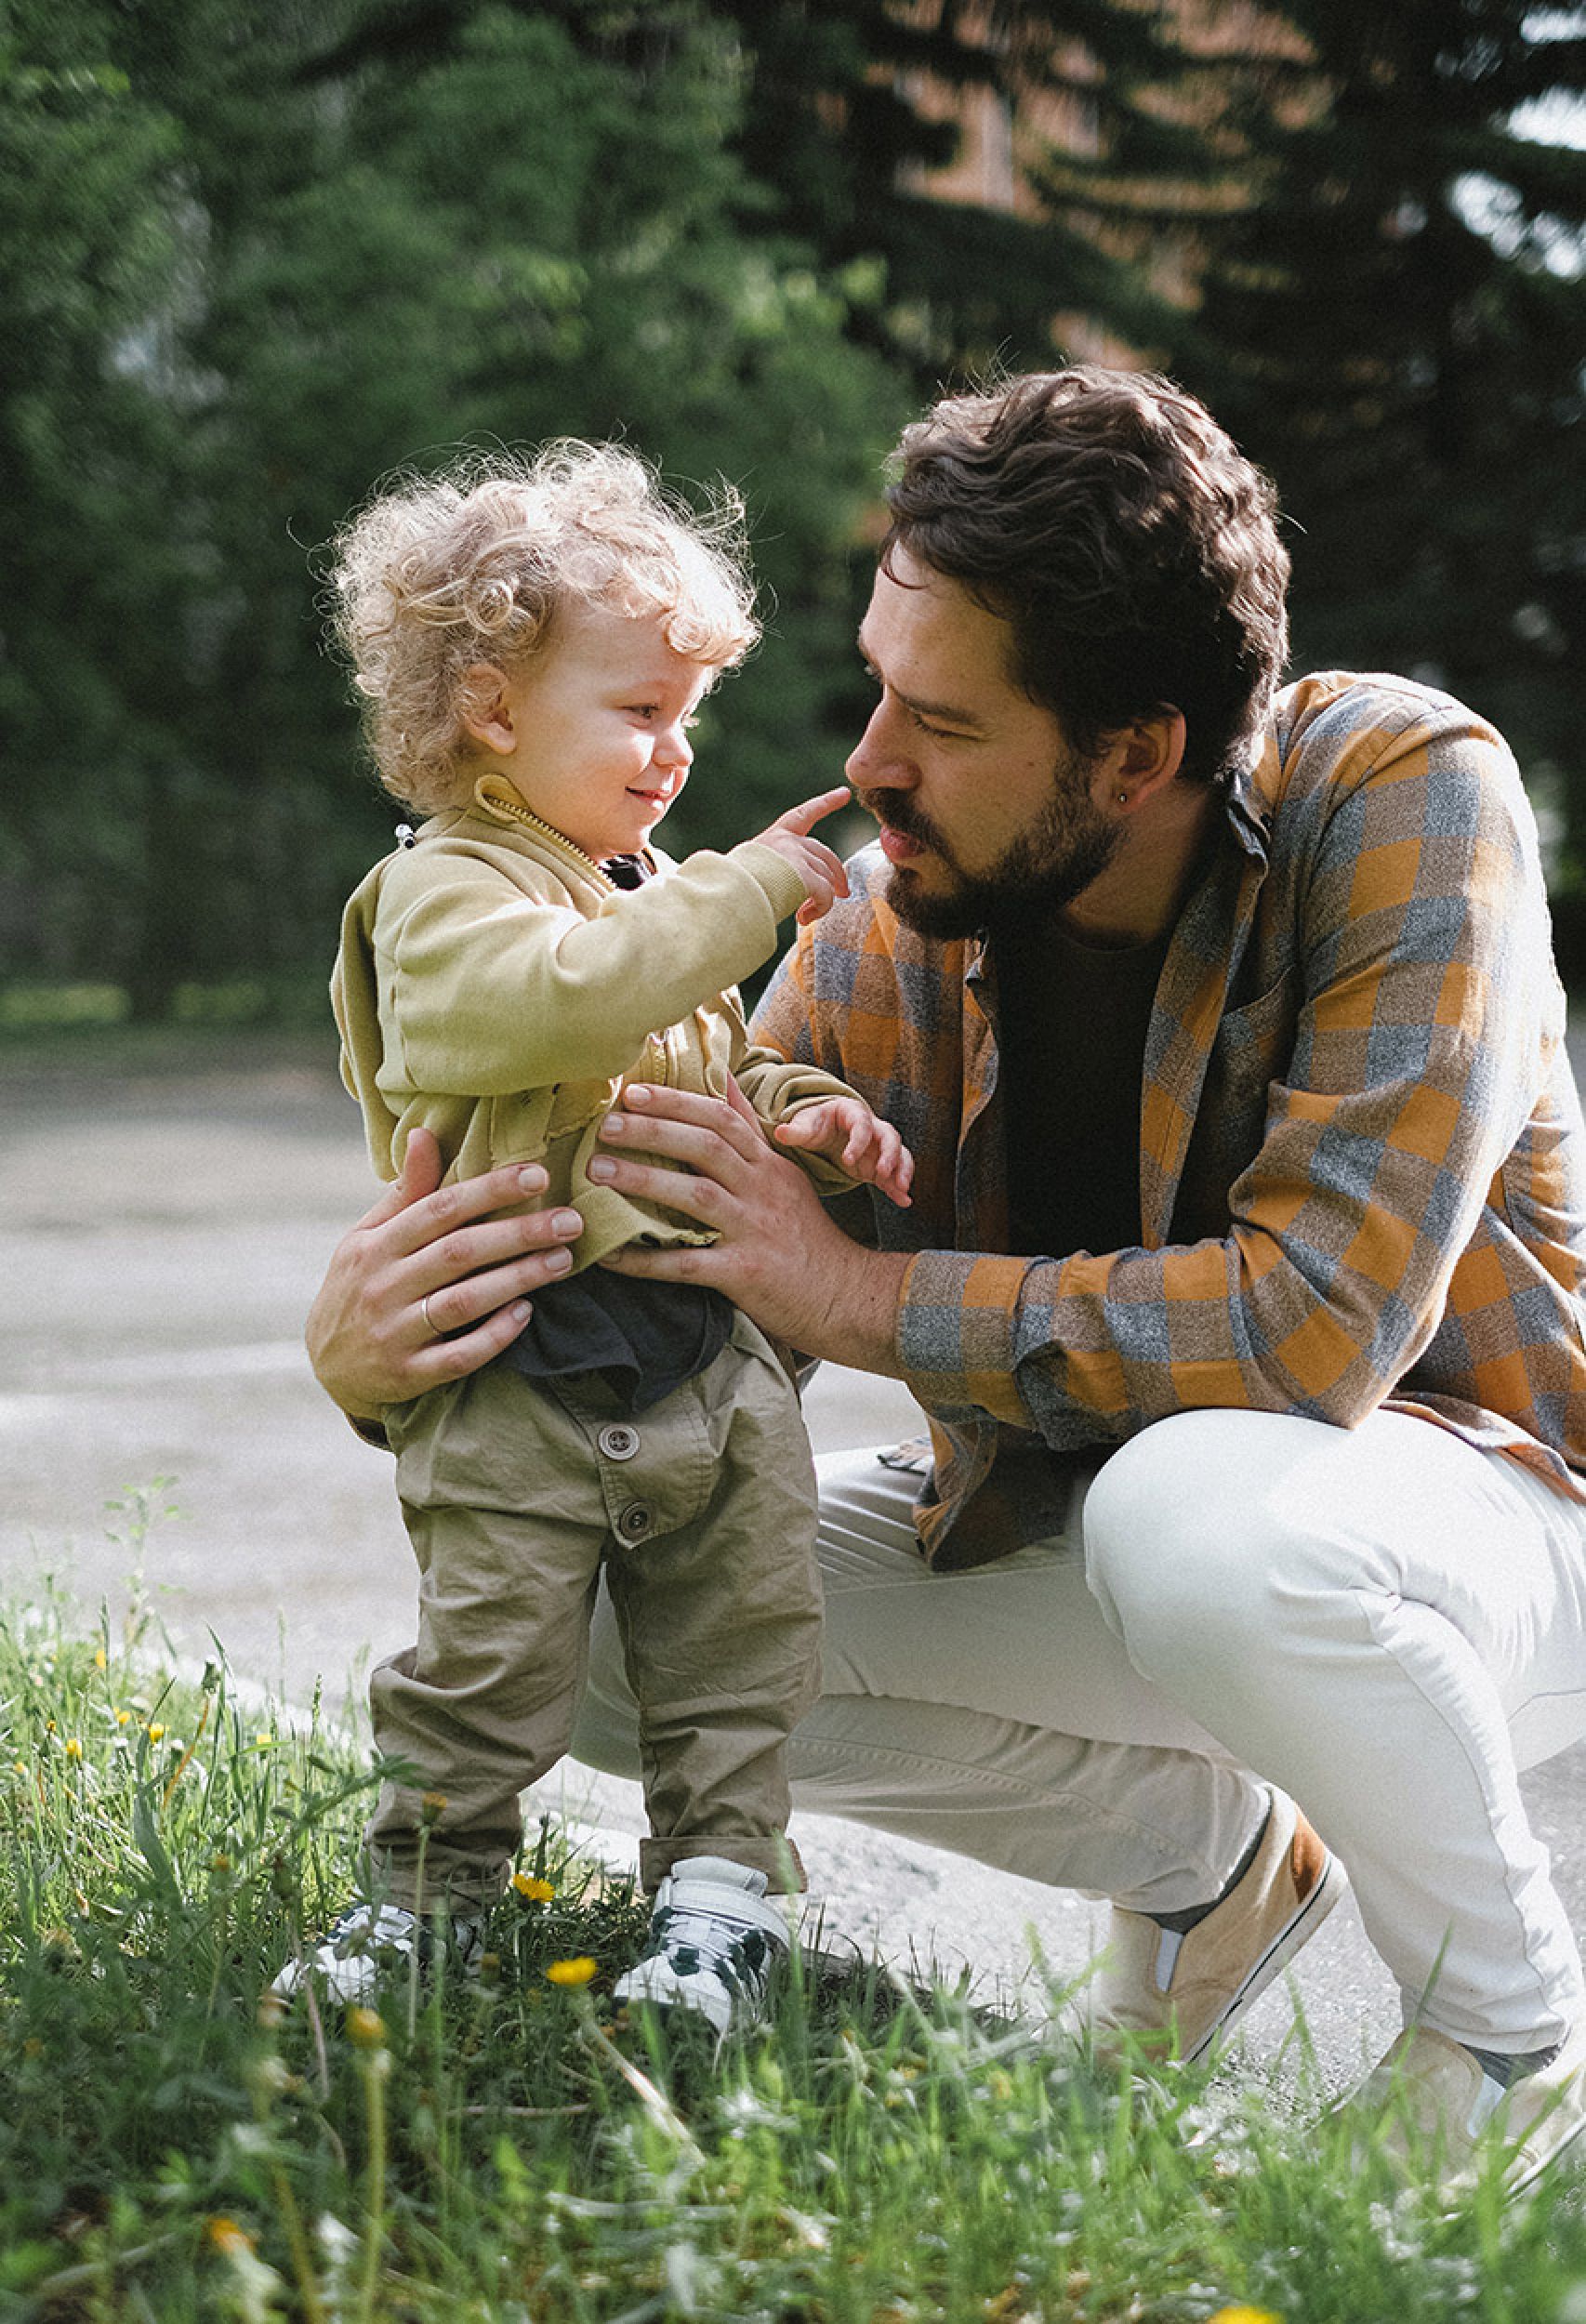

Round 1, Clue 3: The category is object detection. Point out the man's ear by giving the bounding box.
[459,663,517,757]
[1097,706,1187,813]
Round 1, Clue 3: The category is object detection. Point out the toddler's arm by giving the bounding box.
[367,787,852,1093]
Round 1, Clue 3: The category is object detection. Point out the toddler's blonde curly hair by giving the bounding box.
[329,442,760,812]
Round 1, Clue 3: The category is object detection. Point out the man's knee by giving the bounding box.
[1082,1411,1290,1660]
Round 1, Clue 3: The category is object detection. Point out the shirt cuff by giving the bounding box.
[895,1248,1033,1426]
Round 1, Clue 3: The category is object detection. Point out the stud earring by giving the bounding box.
[1115,789,1130,806]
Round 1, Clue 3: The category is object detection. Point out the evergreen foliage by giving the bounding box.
[2,0,904,1015]
[4,0,1584,1007]
[1155,1,1586,902]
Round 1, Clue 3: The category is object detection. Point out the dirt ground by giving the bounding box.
[8,1025,1586,2093]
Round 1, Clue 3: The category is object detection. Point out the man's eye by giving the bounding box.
[627,704,658,720]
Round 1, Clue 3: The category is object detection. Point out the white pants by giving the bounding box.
[574,1406,1586,2051]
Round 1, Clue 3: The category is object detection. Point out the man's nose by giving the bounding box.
[846,698,913,789]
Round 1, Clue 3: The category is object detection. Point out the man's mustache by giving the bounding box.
[857,790,942,850]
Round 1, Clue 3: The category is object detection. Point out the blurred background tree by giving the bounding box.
[2,0,1582,1019]
[1149,0,1586,952]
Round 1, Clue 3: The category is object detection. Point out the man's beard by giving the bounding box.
[861,752,1123,941]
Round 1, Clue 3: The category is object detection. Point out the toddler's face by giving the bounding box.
[495,601,715,864]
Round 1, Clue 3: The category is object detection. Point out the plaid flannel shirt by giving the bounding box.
[753,671,1586,1570]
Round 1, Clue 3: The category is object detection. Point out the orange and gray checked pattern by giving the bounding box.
[754,671,1586,1570]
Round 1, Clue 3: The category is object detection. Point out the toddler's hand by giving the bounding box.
[754,786,852,924]
[774,1097,914,1208]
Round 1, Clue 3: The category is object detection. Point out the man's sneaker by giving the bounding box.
[1086,1789,1345,2067]
[271,1901,482,2008]
[1341,2017,1586,2202]
[613,1856,792,2037]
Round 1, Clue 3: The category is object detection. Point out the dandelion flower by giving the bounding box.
[420,1789,447,1823]
[546,1956,598,1987]
[512,1873,556,1901]
[346,2006,387,2050]
[206,2216,256,2257]
[148,1723,165,1743]
[94,1647,107,1670]
[65,1738,82,1762]
[255,1732,276,1750]
[1209,2309,1282,2324]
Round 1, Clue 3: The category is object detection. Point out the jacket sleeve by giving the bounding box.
[897,700,1563,1444]
[378,839,807,1093]
[728,1008,870,1195]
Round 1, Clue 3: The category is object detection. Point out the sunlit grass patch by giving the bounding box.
[3,1520,1586,2320]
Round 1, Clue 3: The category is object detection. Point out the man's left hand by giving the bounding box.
[590,1077,908,1374]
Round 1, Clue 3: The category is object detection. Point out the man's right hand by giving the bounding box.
[305,1129,584,1420]
[753,786,852,924]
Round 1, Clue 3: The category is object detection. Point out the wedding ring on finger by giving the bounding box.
[420,1291,443,1339]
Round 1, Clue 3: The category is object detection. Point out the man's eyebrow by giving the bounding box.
[854,627,988,732]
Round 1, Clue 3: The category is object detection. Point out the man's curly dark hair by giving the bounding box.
[883,367,1290,786]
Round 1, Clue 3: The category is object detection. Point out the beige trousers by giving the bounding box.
[576,1411,1586,2052]
[366,1311,822,1904]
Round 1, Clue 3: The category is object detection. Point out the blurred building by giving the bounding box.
[889,0,1312,363]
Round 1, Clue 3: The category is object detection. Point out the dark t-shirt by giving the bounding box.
[991,911,1169,1261]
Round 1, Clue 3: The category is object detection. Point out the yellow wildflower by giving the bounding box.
[114,1709,130,1726]
[148,1723,165,1743]
[254,1732,276,1750]
[346,2006,387,2050]
[64,1738,82,1763]
[546,1956,598,1987]
[512,1873,556,1901]
[206,2216,256,2257]
[420,1789,447,1824]
[94,1647,107,1670]
[1209,2309,1281,2324]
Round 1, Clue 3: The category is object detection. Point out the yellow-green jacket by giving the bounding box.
[332,773,861,1271]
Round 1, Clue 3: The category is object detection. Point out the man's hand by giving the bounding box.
[773,1097,914,1208]
[305,1129,584,1419]
[590,1078,909,1371]
[752,786,853,925]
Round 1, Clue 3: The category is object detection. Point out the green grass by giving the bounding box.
[5,1527,1586,2321]
[0,979,332,1037]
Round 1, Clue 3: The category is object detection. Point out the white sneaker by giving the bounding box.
[271,1900,482,2007]
[1341,2016,1586,2202]
[613,1856,792,2036]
